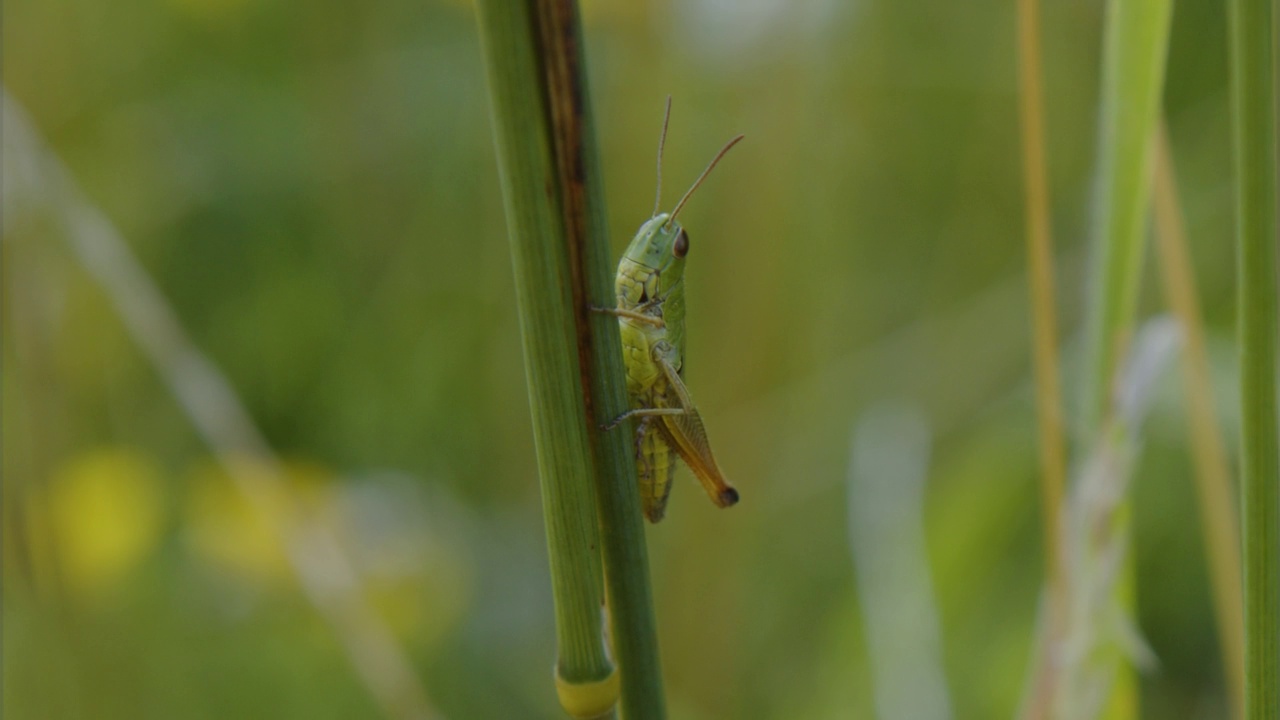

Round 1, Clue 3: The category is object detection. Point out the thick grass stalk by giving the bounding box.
[474,3,618,717]
[532,1,667,717]
[1151,125,1245,719]
[1083,0,1172,717]
[1227,0,1280,715]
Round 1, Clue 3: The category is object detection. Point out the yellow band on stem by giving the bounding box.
[554,665,620,719]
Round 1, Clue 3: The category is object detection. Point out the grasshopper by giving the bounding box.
[596,98,742,523]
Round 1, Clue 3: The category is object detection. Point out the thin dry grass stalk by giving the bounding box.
[1151,123,1245,719]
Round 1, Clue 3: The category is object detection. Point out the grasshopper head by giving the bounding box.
[624,214,689,273]
[618,213,690,303]
[615,100,737,309]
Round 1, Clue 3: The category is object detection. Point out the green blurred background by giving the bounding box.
[2,0,1239,717]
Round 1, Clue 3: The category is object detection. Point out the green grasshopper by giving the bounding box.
[597,98,742,523]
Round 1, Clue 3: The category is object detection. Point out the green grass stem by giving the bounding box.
[476,2,666,717]
[533,1,667,717]
[474,2,616,715]
[1227,0,1280,715]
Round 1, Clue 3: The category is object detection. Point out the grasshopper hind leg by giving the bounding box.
[653,355,739,510]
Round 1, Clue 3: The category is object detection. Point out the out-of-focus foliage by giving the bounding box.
[2,0,1236,717]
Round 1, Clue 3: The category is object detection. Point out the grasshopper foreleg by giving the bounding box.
[590,305,666,328]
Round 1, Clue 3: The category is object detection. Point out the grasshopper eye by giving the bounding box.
[673,229,689,258]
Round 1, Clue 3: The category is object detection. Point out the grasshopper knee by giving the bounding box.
[717,487,740,507]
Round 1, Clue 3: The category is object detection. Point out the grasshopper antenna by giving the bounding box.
[653,96,673,218]
[666,134,744,228]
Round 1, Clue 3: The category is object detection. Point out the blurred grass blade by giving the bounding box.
[1080,0,1172,715]
[1112,318,1180,429]
[1058,319,1179,720]
[2,89,440,720]
[848,403,953,720]
[530,1,668,717]
[1084,0,1173,426]
[1227,0,1280,715]
[1151,124,1245,719]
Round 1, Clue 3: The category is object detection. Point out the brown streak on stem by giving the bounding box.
[529,4,669,717]
[535,0,600,425]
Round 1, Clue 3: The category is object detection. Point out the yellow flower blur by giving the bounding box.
[48,448,165,599]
